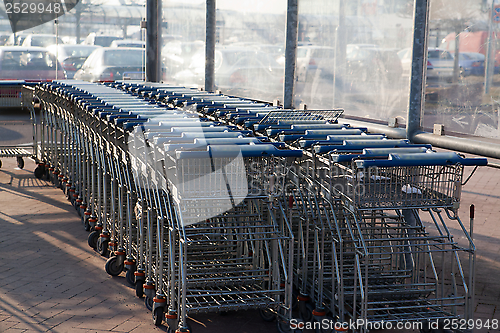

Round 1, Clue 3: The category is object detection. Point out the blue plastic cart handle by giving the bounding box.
[279,129,364,142]
[156,121,220,128]
[176,144,303,159]
[356,152,488,168]
[0,80,26,85]
[170,126,233,133]
[107,113,139,121]
[128,111,168,116]
[100,111,126,119]
[153,132,246,144]
[267,125,349,136]
[361,147,430,157]
[305,129,365,135]
[182,132,249,139]
[299,134,386,148]
[162,138,271,152]
[123,121,148,129]
[329,147,430,163]
[253,124,293,131]
[234,116,266,125]
[314,139,430,154]
[194,137,267,145]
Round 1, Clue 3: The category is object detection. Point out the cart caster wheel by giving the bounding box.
[34,165,45,179]
[84,218,91,231]
[298,301,313,322]
[420,320,445,333]
[313,320,333,333]
[16,157,24,169]
[277,319,300,333]
[126,266,136,286]
[153,307,164,326]
[291,295,298,310]
[420,320,433,333]
[74,202,81,214]
[105,256,123,276]
[145,296,153,311]
[259,308,276,322]
[97,238,109,257]
[88,230,99,249]
[136,280,144,298]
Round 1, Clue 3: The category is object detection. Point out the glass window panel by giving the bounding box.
[162,1,206,86]
[297,0,414,123]
[424,0,499,139]
[214,1,286,102]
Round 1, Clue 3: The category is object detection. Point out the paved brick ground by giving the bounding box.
[0,153,499,333]
[0,157,277,333]
[458,163,500,331]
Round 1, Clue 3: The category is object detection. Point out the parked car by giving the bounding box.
[454,52,485,76]
[426,48,455,80]
[440,31,500,67]
[4,32,29,46]
[74,47,144,82]
[162,40,204,79]
[109,39,145,48]
[46,44,100,79]
[398,47,454,81]
[346,44,402,83]
[0,34,10,46]
[82,33,123,47]
[174,45,283,102]
[0,46,66,80]
[21,34,64,47]
[296,45,336,82]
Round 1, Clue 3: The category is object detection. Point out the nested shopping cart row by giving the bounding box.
[108,81,487,330]
[33,80,304,333]
[247,110,486,331]
[31,80,487,333]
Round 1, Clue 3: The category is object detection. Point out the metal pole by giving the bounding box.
[469,204,475,323]
[334,1,347,107]
[76,10,81,44]
[412,131,500,159]
[205,0,216,92]
[146,0,160,82]
[452,23,460,83]
[283,0,298,109]
[485,0,496,94]
[407,0,430,140]
[157,0,162,80]
[55,19,59,80]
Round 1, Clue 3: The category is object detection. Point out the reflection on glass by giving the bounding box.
[426,0,500,140]
[0,0,145,80]
[162,0,286,103]
[297,0,414,123]
[0,49,65,80]
[0,0,495,140]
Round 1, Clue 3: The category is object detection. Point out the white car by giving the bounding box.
[398,47,454,81]
[46,44,100,79]
[109,39,145,48]
[21,34,64,48]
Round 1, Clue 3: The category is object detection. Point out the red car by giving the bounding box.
[0,46,66,81]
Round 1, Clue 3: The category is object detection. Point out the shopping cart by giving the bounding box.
[0,82,38,170]
[247,108,486,331]
[149,141,300,332]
